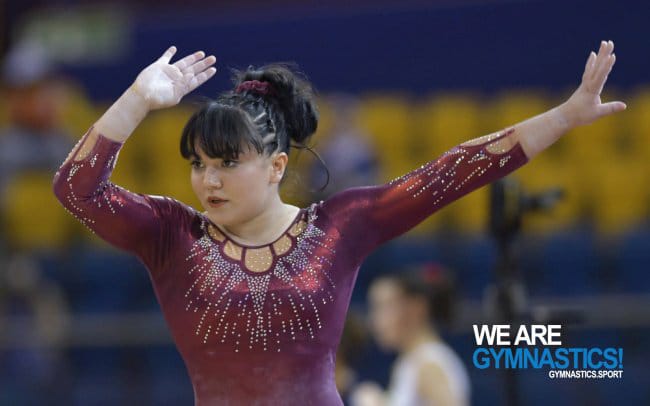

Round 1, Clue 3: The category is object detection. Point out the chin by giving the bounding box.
[203,207,224,220]
[207,208,240,225]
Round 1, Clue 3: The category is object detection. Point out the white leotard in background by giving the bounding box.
[387,341,471,406]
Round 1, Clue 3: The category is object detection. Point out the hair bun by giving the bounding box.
[233,63,318,144]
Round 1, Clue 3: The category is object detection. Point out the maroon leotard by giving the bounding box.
[52,126,528,405]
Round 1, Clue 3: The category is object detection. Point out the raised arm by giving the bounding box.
[322,40,626,257]
[52,46,216,266]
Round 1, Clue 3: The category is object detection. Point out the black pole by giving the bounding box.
[487,178,569,406]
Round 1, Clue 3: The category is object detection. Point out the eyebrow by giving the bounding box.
[190,152,243,162]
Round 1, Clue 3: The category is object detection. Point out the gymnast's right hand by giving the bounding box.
[131,46,217,111]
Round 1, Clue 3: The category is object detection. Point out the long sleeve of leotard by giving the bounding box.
[52,127,191,274]
[320,127,529,259]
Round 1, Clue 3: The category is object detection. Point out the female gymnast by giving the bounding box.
[53,40,625,405]
[353,263,470,406]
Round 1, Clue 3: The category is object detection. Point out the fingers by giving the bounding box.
[180,52,217,93]
[583,40,616,94]
[590,40,610,79]
[173,50,206,70]
[593,40,615,77]
[183,55,217,74]
[187,67,217,93]
[593,41,617,94]
[583,51,596,79]
[597,100,627,118]
[159,46,177,63]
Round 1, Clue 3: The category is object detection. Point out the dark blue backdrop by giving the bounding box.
[63,0,648,101]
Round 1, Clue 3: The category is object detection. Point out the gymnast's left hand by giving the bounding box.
[559,40,627,128]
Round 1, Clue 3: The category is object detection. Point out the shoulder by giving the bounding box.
[143,193,201,228]
[414,342,471,403]
[319,186,375,214]
[136,194,204,273]
[415,342,468,376]
[145,193,196,213]
[317,185,380,235]
[416,358,449,385]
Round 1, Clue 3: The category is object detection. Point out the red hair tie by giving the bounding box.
[421,263,444,283]
[235,80,275,96]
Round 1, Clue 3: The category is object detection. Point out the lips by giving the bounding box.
[207,196,228,207]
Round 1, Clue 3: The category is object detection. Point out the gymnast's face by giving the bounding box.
[190,142,287,227]
[368,278,422,351]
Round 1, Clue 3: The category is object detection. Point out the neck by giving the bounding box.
[219,193,297,246]
[400,325,440,355]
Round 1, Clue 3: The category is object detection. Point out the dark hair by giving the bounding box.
[180,63,329,189]
[377,262,457,326]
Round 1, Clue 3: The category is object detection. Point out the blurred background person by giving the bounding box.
[308,93,380,201]
[0,39,73,199]
[0,254,72,404]
[0,39,75,257]
[352,262,470,406]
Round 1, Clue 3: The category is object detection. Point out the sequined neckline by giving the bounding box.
[203,207,305,249]
[200,207,311,276]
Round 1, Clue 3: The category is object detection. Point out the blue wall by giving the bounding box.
[63,0,649,101]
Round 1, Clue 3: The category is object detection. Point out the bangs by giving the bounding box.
[180,102,264,161]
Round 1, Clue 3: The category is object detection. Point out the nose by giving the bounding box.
[203,167,223,188]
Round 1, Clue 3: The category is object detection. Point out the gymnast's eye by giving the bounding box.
[222,159,238,168]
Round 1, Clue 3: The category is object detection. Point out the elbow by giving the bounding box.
[52,169,66,203]
[52,168,77,208]
[52,161,92,203]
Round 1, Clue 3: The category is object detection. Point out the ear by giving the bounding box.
[269,152,288,184]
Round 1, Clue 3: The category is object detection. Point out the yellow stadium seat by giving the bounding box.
[357,95,415,181]
[3,172,75,251]
[517,153,586,234]
[415,93,483,150]
[482,90,553,132]
[58,83,99,137]
[626,87,650,161]
[359,95,454,234]
[560,88,628,158]
[137,107,199,208]
[411,94,486,233]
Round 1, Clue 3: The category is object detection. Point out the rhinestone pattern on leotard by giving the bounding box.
[385,127,518,205]
[58,128,126,233]
[183,204,338,352]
